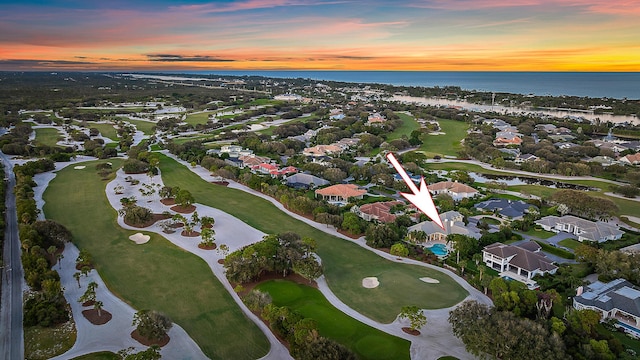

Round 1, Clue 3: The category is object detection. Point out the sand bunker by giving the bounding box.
[74,165,86,169]
[420,277,440,284]
[129,233,150,244]
[362,277,380,289]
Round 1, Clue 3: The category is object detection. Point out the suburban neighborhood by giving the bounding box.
[1,72,640,360]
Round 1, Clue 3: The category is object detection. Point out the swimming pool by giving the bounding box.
[426,243,448,257]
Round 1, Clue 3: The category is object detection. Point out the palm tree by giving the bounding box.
[94,300,104,317]
[73,272,81,288]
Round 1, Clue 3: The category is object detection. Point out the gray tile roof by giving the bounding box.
[575,279,640,318]
[483,242,557,273]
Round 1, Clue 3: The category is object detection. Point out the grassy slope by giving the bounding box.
[159,155,468,323]
[125,119,156,135]
[257,280,410,360]
[418,119,468,157]
[184,111,213,126]
[388,112,420,141]
[86,122,119,141]
[43,160,269,360]
[34,128,62,147]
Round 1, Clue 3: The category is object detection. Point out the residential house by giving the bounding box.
[429,181,479,201]
[351,200,405,223]
[367,113,386,126]
[482,242,558,289]
[588,156,620,167]
[620,153,640,165]
[285,173,330,189]
[535,124,557,133]
[493,133,523,147]
[475,199,536,219]
[274,93,302,101]
[303,144,342,157]
[315,184,366,204]
[240,155,272,169]
[573,279,640,338]
[407,210,480,242]
[535,215,623,243]
[514,153,538,165]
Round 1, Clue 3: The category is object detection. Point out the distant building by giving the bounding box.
[475,199,536,220]
[285,173,330,189]
[620,153,640,165]
[303,144,342,157]
[407,211,480,242]
[367,113,386,126]
[274,93,302,101]
[535,215,623,243]
[315,184,366,204]
[573,279,640,338]
[429,181,479,201]
[351,201,405,223]
[482,242,557,290]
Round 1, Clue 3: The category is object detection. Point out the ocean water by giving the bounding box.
[177,71,640,100]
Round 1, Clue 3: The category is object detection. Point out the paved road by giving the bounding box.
[0,151,24,360]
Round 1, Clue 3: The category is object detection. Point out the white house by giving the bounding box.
[482,242,557,289]
[574,279,640,338]
[535,215,623,243]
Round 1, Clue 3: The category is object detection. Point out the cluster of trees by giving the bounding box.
[132,310,172,342]
[551,190,618,220]
[575,243,640,285]
[450,300,635,360]
[224,232,322,284]
[243,289,357,360]
[21,220,72,327]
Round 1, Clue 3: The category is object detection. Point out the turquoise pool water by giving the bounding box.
[426,243,448,257]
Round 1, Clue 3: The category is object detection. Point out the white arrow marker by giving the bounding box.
[386,152,444,230]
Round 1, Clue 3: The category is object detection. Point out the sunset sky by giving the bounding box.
[1,0,639,71]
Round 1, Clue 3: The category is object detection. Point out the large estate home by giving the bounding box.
[315,184,366,204]
[475,199,536,220]
[429,181,479,201]
[620,153,640,165]
[535,215,624,243]
[302,144,342,157]
[285,173,330,189]
[482,242,558,290]
[407,211,480,242]
[573,279,640,338]
[351,200,405,223]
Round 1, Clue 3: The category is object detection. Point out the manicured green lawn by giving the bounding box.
[388,113,420,141]
[558,238,582,250]
[159,155,469,323]
[517,226,556,239]
[257,280,410,360]
[85,122,119,141]
[43,160,269,359]
[125,119,156,135]
[480,217,501,225]
[184,111,213,125]
[72,352,119,360]
[34,128,62,147]
[418,119,468,157]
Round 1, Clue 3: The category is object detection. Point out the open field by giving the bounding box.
[124,119,156,135]
[159,155,469,323]
[184,111,213,125]
[34,128,62,147]
[388,112,420,141]
[43,160,270,359]
[84,122,119,141]
[418,119,468,157]
[257,280,410,360]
